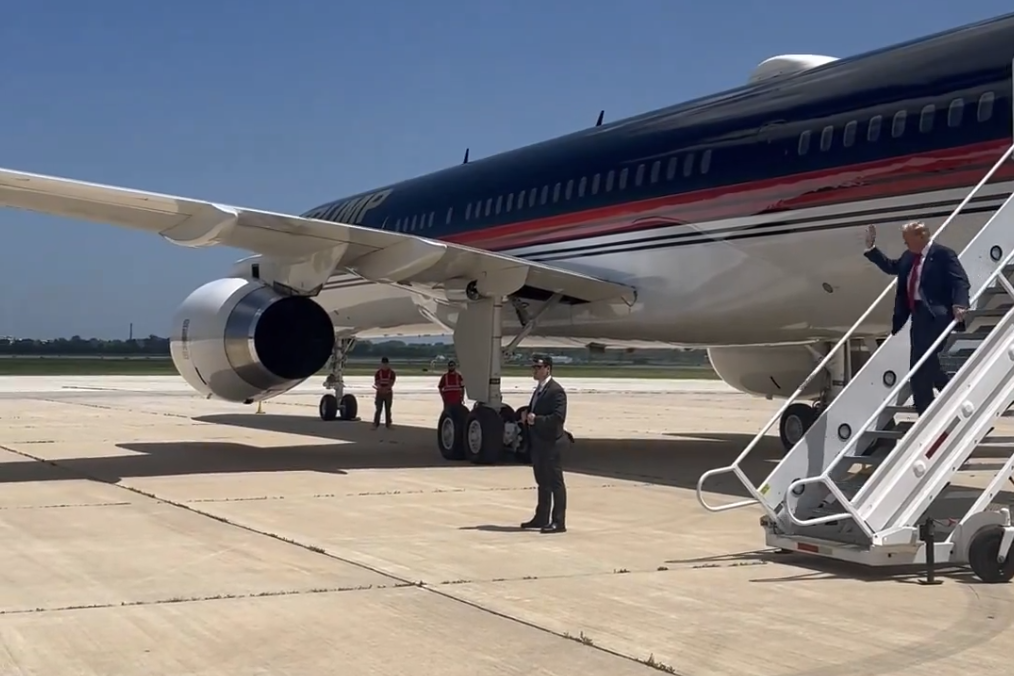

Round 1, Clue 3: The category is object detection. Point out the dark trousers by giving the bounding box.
[373,391,393,426]
[910,303,952,414]
[531,440,567,525]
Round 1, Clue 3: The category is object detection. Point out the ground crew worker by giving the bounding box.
[438,360,465,408]
[373,357,396,429]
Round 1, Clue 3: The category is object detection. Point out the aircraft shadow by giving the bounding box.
[0,412,783,499]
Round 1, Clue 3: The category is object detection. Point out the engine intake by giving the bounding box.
[170,278,335,403]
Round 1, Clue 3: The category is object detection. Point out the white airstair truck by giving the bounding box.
[698,142,1014,583]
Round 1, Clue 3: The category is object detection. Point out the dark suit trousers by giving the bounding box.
[910,303,951,414]
[531,440,567,525]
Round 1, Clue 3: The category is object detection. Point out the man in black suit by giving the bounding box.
[863,221,970,414]
[520,355,569,534]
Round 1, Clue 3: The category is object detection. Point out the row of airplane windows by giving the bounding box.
[384,91,999,234]
[797,92,996,155]
[388,149,715,233]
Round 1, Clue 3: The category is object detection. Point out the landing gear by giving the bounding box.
[776,339,864,454]
[779,403,818,451]
[437,403,469,460]
[436,289,562,465]
[319,336,359,422]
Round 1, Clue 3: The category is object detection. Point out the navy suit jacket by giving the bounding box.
[864,243,970,335]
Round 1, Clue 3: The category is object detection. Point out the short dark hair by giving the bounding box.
[381,357,389,364]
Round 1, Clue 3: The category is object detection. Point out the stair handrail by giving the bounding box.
[697,143,1014,513]
[784,242,1014,532]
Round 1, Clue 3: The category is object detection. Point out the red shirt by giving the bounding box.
[375,367,396,393]
[438,370,464,405]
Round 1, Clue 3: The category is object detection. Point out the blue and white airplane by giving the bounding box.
[1,12,1013,464]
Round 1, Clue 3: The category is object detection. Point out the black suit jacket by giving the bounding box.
[864,243,970,335]
[528,378,569,448]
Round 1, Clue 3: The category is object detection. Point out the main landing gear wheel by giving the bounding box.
[514,405,532,464]
[437,403,469,460]
[319,393,358,421]
[779,402,818,453]
[968,525,1014,583]
[465,406,505,465]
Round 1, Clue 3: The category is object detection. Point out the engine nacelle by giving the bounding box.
[747,54,838,84]
[708,345,825,400]
[170,278,336,403]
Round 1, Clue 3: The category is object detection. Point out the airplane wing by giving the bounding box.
[0,167,635,305]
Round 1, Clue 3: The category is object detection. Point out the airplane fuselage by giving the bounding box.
[293,14,1014,348]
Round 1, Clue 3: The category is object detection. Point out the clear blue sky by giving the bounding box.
[0,1,1009,338]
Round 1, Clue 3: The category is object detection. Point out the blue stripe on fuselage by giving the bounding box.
[303,13,1014,249]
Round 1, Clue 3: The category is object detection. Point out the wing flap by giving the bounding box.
[0,166,635,304]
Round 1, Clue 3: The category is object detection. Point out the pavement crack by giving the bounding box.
[0,443,677,674]
[0,584,380,616]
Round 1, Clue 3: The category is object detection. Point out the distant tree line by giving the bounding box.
[0,335,709,365]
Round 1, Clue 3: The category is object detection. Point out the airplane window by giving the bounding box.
[666,157,678,180]
[619,168,628,190]
[465,204,471,220]
[446,208,453,224]
[529,188,537,207]
[506,194,514,212]
[891,111,906,138]
[867,115,882,142]
[578,177,587,197]
[798,131,811,155]
[483,198,491,216]
[476,201,482,218]
[700,149,712,174]
[428,212,435,228]
[683,153,695,177]
[495,196,502,214]
[411,215,418,231]
[515,191,523,210]
[565,180,574,200]
[650,161,661,184]
[635,164,645,187]
[591,174,601,194]
[605,170,615,192]
[540,186,549,205]
[395,218,402,230]
[978,92,995,122]
[820,126,833,152]
[948,99,964,127]
[843,121,857,147]
[553,183,561,202]
[919,104,935,133]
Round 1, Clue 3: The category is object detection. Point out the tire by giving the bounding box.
[437,403,469,461]
[779,403,817,453]
[514,405,531,464]
[968,525,1014,583]
[319,394,338,421]
[339,393,358,421]
[465,406,505,465]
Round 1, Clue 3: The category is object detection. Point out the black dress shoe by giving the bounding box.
[540,523,566,534]
[520,519,548,529]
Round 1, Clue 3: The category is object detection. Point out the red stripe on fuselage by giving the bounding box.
[446,139,1012,252]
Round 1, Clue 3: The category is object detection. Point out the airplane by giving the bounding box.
[1,12,1013,465]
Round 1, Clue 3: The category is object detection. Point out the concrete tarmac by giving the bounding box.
[0,375,1012,675]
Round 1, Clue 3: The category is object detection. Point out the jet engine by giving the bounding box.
[747,54,838,84]
[169,278,336,404]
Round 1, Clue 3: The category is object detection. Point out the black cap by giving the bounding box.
[381,357,389,364]
[531,355,553,367]
[447,360,456,367]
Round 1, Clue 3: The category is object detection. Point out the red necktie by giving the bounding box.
[907,253,922,311]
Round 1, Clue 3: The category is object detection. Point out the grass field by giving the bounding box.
[0,356,719,379]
